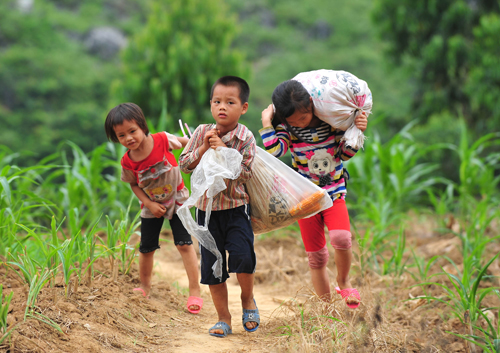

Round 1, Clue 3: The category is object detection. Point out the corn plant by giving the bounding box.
[116,210,141,275]
[0,163,57,258]
[464,290,500,353]
[446,121,500,216]
[412,253,499,327]
[42,141,133,233]
[104,215,120,277]
[24,269,63,334]
[347,123,447,214]
[15,221,61,273]
[0,285,16,344]
[379,226,408,278]
[76,214,108,285]
[427,184,456,228]
[7,247,44,286]
[103,200,141,277]
[6,249,63,333]
[57,236,80,297]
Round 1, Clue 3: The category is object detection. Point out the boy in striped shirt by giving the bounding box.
[179,76,259,337]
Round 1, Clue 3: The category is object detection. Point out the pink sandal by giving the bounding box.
[133,288,150,299]
[335,287,360,309]
[187,296,203,314]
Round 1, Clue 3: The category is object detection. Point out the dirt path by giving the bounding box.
[154,244,290,353]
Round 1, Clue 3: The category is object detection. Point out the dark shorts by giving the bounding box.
[196,204,256,285]
[139,213,192,253]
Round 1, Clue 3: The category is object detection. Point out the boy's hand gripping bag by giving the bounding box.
[292,69,373,149]
[177,147,242,280]
[247,147,333,235]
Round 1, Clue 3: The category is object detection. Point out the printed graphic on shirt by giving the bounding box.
[146,184,174,203]
[137,161,173,188]
[305,148,336,187]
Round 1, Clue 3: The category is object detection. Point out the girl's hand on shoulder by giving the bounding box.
[148,202,166,218]
[261,104,274,128]
[178,136,189,147]
[355,112,368,132]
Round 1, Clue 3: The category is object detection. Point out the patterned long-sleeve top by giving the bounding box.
[259,121,358,200]
[179,123,256,211]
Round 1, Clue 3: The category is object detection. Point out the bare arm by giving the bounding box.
[177,136,189,147]
[130,182,166,218]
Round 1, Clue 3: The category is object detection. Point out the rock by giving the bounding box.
[17,0,34,13]
[84,27,127,60]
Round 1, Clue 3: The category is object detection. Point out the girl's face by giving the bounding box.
[285,105,321,129]
[285,107,313,128]
[113,119,147,150]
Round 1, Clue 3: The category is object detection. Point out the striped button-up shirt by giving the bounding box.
[179,123,256,211]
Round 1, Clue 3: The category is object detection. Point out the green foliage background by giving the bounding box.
[0,0,499,183]
[0,0,413,162]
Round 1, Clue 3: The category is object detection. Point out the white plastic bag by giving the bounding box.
[292,69,373,149]
[177,147,242,280]
[247,147,333,235]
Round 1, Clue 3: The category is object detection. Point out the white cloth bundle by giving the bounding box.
[292,69,373,149]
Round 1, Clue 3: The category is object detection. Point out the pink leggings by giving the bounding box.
[297,198,352,269]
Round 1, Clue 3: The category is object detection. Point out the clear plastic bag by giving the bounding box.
[177,147,242,280]
[247,147,333,235]
[292,69,373,149]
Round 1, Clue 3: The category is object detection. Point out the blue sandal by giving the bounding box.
[208,321,232,338]
[242,299,260,332]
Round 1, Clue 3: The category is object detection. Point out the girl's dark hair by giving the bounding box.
[271,80,312,135]
[210,76,250,104]
[104,103,149,143]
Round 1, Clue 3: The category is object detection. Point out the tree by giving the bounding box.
[110,0,249,130]
[0,0,147,163]
[372,0,500,135]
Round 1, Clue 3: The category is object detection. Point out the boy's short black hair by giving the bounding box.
[104,103,149,143]
[210,76,250,104]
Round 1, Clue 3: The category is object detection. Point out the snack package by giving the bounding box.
[292,69,373,149]
[247,147,333,234]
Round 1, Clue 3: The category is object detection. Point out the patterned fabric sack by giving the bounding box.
[247,147,333,235]
[292,69,373,149]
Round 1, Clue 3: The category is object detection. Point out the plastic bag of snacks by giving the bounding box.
[247,147,333,234]
[292,69,373,149]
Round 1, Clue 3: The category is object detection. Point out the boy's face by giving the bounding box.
[210,84,248,132]
[113,119,147,150]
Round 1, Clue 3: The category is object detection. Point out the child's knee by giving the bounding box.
[175,241,193,252]
[329,230,352,250]
[306,246,329,269]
